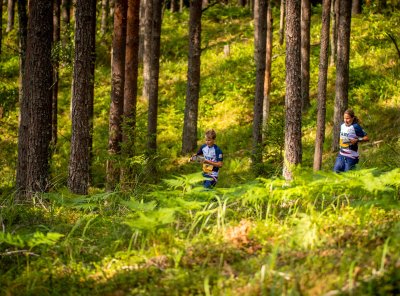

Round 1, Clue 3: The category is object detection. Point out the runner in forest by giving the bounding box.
[333,109,369,173]
[190,129,223,188]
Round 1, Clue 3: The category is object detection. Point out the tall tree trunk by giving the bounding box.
[279,0,285,45]
[313,0,331,171]
[25,0,53,196]
[138,0,146,63]
[148,0,162,154]
[262,0,273,142]
[332,0,351,151]
[52,0,61,148]
[121,0,141,185]
[15,0,28,195]
[100,0,109,35]
[301,0,311,112]
[68,0,96,195]
[352,0,362,15]
[106,0,127,190]
[146,0,163,174]
[123,0,140,149]
[251,0,267,167]
[170,0,178,12]
[181,0,202,154]
[283,0,302,181]
[142,0,153,100]
[61,0,71,45]
[6,0,15,32]
[329,0,338,65]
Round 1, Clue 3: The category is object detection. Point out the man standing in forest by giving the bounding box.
[191,129,223,189]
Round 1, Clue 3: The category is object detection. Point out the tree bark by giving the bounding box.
[329,0,338,65]
[352,0,362,15]
[61,0,71,45]
[313,0,331,171]
[101,0,109,35]
[121,0,140,185]
[301,0,311,112]
[24,0,53,196]
[68,0,96,195]
[15,0,28,195]
[332,0,351,152]
[52,0,61,148]
[147,0,163,158]
[262,0,273,142]
[6,0,15,32]
[181,0,202,154]
[279,0,285,45]
[107,0,127,190]
[283,0,302,181]
[252,0,267,167]
[142,0,153,101]
[123,0,140,149]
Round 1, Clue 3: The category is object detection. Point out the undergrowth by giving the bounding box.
[1,3,400,295]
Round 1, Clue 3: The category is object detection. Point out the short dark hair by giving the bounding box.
[205,129,216,140]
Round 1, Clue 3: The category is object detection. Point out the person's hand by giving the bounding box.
[350,138,358,144]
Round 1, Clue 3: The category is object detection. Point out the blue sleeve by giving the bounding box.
[196,144,206,155]
[216,146,223,162]
[354,124,367,137]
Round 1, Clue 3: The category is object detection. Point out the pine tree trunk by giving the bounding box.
[123,0,140,149]
[101,0,109,35]
[142,0,153,101]
[283,0,302,181]
[332,0,351,152]
[352,0,362,15]
[329,0,338,65]
[181,0,202,154]
[68,0,96,195]
[147,0,163,158]
[15,0,28,195]
[262,0,273,142]
[106,0,127,190]
[61,0,71,45]
[52,0,61,148]
[279,0,285,45]
[25,0,53,196]
[121,0,141,185]
[252,0,267,167]
[313,0,331,171]
[301,0,311,112]
[6,0,15,32]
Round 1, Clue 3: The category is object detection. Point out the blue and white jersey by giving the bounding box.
[339,122,367,159]
[196,144,223,177]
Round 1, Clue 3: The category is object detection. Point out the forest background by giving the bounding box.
[1,0,400,295]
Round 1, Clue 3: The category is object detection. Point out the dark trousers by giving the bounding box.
[333,155,359,173]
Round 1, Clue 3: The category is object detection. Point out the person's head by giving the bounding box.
[343,109,359,126]
[204,129,217,147]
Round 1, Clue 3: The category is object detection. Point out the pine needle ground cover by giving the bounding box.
[1,4,400,296]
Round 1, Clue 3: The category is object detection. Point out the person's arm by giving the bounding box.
[203,159,223,168]
[350,135,369,144]
[350,124,369,144]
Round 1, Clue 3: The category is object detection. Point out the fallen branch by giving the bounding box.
[387,32,400,59]
[0,250,39,257]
